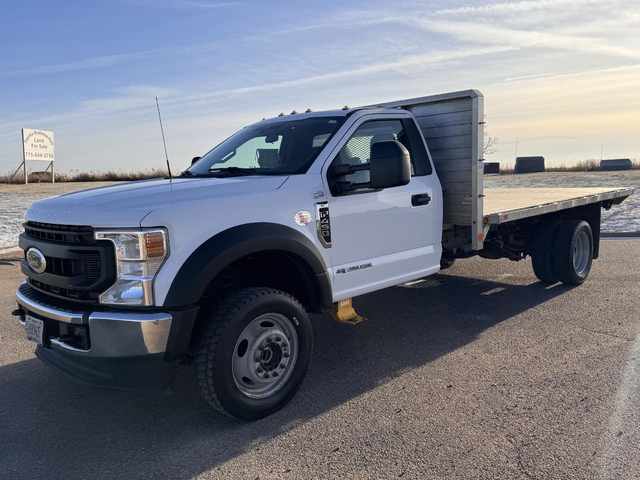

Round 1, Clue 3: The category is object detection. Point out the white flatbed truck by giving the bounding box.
[14,89,632,419]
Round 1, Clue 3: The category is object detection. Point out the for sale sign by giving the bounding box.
[22,129,54,162]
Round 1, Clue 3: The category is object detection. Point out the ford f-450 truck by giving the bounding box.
[14,90,632,420]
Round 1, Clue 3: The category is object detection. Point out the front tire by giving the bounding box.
[552,220,593,285]
[196,287,313,420]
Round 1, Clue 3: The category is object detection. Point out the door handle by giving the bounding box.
[411,193,431,206]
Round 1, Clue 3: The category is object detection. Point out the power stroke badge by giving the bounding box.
[336,263,372,274]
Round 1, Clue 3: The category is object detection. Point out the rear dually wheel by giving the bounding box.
[552,220,594,285]
[530,220,562,283]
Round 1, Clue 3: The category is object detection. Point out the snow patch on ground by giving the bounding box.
[0,192,48,249]
[484,170,639,233]
[0,182,118,249]
[0,173,637,249]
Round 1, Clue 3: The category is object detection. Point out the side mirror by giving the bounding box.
[191,156,201,165]
[369,140,411,189]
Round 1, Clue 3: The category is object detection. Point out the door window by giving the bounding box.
[328,118,431,195]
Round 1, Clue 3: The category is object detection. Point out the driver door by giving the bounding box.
[322,114,442,301]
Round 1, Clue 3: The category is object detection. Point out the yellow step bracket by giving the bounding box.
[330,298,364,325]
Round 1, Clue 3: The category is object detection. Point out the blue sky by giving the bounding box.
[1,0,639,174]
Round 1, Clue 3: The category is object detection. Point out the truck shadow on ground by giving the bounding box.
[0,267,574,479]
[0,256,21,267]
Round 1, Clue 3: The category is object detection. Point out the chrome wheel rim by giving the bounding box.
[232,313,298,399]
[573,230,590,275]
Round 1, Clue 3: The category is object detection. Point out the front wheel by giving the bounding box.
[196,287,313,420]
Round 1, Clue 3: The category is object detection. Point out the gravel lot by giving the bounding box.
[1,241,639,479]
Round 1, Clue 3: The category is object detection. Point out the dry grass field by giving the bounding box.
[498,158,640,174]
[0,169,168,184]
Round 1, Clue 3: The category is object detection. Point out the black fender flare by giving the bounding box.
[163,222,332,310]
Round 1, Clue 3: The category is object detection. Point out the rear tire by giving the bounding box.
[552,220,593,285]
[196,287,313,420]
[530,220,562,283]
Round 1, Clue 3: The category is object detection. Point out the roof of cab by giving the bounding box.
[255,106,398,125]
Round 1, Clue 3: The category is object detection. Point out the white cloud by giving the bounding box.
[126,0,242,8]
[408,17,640,60]
[504,65,639,82]
[0,50,166,79]
[2,0,640,170]
[0,44,517,135]
[175,1,242,8]
[431,0,597,16]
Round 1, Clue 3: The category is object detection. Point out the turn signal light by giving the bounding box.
[145,232,166,258]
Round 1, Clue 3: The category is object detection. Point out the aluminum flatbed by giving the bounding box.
[384,90,633,251]
[483,187,634,225]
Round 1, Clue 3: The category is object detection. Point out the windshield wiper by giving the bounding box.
[207,167,261,176]
[180,167,287,178]
[179,168,257,178]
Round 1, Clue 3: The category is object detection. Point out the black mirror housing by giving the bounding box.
[369,140,411,189]
[191,156,201,165]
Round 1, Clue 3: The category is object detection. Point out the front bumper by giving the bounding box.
[15,282,198,395]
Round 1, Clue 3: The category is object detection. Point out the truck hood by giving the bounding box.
[24,176,289,228]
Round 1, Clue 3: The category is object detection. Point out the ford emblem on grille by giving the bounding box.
[26,248,47,274]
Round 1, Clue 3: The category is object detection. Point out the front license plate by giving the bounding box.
[25,315,44,346]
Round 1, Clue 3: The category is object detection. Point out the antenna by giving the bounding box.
[155,97,172,180]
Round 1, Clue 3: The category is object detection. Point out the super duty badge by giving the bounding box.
[315,202,331,248]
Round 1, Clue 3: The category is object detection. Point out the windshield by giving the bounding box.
[186,116,347,176]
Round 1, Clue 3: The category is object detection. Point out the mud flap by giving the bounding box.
[330,298,364,325]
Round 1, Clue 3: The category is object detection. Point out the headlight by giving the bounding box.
[95,229,168,306]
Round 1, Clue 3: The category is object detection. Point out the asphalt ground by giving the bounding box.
[1,240,639,479]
